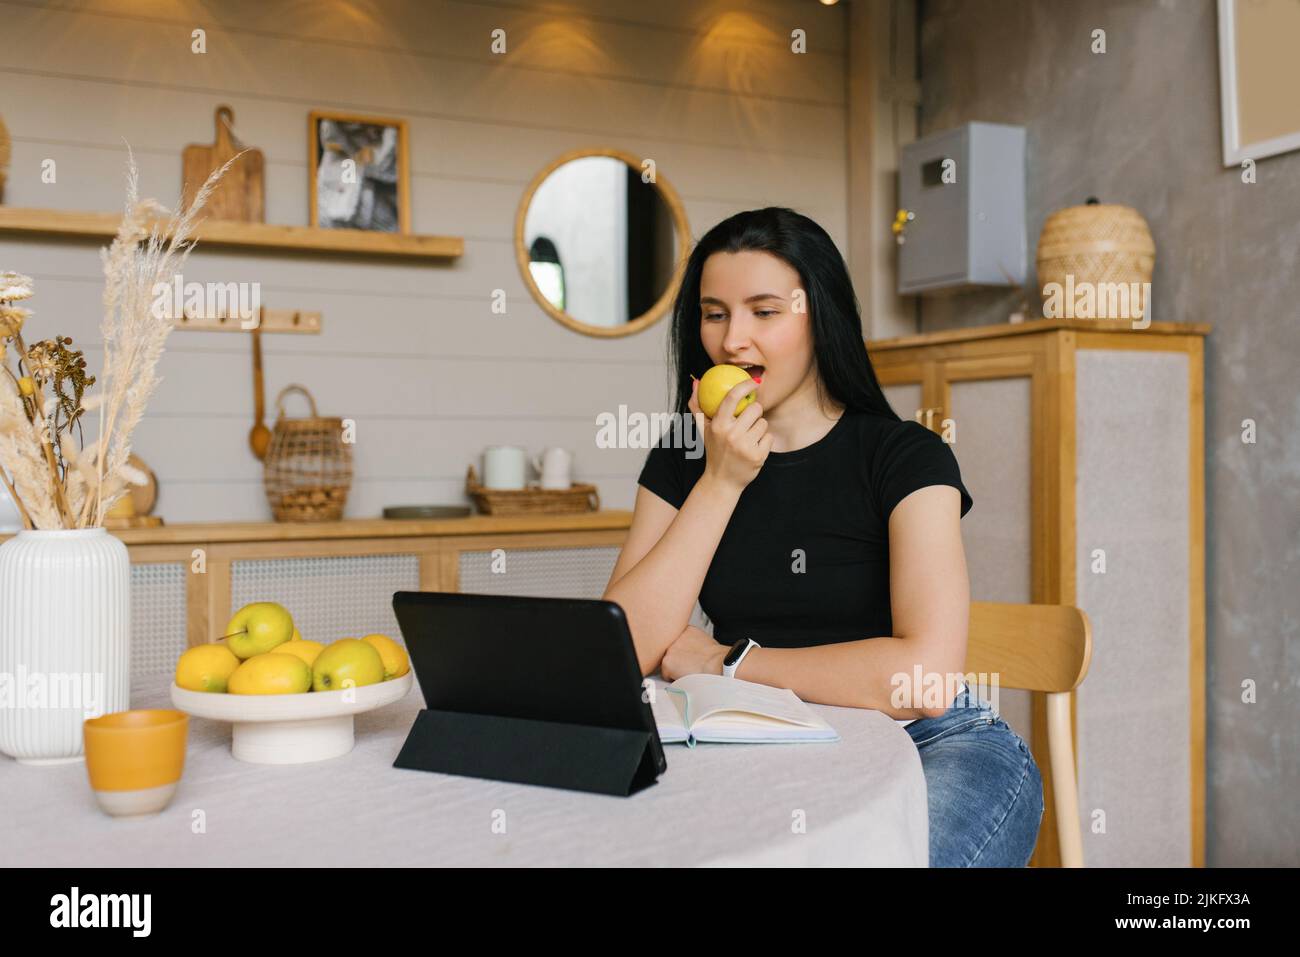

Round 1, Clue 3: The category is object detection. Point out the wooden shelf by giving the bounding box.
[0,206,463,262]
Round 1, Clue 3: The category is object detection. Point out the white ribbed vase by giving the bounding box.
[0,527,131,764]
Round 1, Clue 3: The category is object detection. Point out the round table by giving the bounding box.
[0,675,929,866]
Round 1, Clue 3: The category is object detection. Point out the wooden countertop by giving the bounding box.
[1,511,634,545]
[866,316,1211,351]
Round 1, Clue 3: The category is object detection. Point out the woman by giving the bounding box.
[603,207,1043,867]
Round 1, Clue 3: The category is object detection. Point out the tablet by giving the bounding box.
[391,590,668,788]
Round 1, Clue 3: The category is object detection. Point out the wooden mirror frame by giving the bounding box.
[514,147,691,338]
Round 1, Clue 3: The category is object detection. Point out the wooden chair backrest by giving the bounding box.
[964,601,1092,693]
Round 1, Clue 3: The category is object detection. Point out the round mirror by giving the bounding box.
[515,148,690,338]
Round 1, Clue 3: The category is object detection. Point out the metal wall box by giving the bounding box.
[897,122,1026,295]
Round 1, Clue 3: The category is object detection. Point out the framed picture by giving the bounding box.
[1217,0,1300,166]
[308,110,411,232]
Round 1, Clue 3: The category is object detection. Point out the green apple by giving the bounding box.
[312,638,385,692]
[225,601,295,660]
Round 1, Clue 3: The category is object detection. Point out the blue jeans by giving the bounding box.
[904,683,1044,867]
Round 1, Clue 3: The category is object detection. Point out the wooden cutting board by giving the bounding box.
[181,105,265,221]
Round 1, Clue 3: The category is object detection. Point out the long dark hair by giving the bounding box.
[666,207,900,422]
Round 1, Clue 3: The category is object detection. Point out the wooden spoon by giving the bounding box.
[248,322,271,459]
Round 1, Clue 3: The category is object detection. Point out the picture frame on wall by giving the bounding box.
[308,110,411,232]
[1217,0,1300,166]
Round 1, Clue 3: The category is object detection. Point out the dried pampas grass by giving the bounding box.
[0,384,59,528]
[0,146,237,529]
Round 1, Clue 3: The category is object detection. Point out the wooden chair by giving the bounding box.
[964,601,1093,868]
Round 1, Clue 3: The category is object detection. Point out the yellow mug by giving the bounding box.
[83,709,189,817]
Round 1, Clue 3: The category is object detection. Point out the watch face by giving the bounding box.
[723,638,749,667]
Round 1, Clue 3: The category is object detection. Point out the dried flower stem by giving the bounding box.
[1,336,44,529]
[33,394,75,525]
[10,329,75,525]
[88,148,241,528]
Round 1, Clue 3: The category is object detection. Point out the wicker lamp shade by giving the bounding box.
[262,384,352,522]
[1036,199,1155,320]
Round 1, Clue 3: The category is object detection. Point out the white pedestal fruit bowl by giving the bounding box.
[171,672,413,764]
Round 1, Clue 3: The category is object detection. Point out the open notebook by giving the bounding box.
[649,674,839,747]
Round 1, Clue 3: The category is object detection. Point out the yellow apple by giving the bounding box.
[225,602,295,660]
[228,653,312,694]
[698,364,757,418]
[277,639,324,669]
[291,627,303,642]
[361,634,409,679]
[175,643,241,693]
[312,638,385,692]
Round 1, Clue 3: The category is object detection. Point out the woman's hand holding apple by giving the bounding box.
[689,376,773,493]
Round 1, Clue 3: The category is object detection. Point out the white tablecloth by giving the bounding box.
[1,676,929,866]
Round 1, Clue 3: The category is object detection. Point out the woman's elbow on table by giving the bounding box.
[899,641,968,720]
[603,587,678,678]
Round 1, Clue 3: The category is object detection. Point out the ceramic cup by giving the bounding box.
[483,445,528,489]
[532,447,574,489]
[83,709,188,817]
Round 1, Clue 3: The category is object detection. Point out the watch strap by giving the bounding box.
[723,638,759,679]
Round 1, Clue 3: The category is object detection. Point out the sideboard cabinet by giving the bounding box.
[867,317,1208,869]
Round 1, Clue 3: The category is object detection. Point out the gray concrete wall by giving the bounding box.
[918,0,1298,865]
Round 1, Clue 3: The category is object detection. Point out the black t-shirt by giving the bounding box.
[636,409,973,648]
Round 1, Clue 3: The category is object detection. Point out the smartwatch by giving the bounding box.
[722,638,760,679]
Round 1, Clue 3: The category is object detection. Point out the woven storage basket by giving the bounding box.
[1036,199,1154,320]
[263,384,352,522]
[465,464,598,516]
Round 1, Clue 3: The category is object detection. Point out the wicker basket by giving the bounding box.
[1036,199,1155,320]
[263,384,352,522]
[465,464,599,516]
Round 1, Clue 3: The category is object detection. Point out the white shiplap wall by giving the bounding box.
[0,0,848,521]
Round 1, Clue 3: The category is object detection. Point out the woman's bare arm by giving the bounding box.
[603,477,741,677]
[696,484,971,718]
[605,375,770,677]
